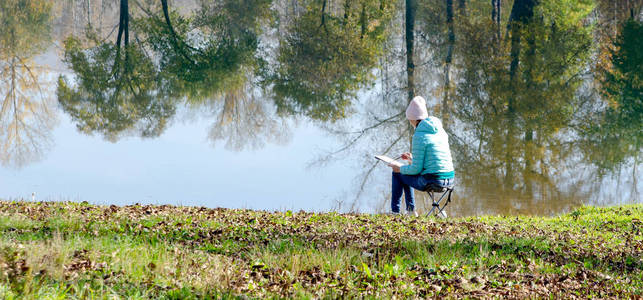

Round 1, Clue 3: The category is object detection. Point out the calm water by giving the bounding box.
[0,0,640,216]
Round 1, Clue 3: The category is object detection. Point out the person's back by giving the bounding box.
[402,116,454,178]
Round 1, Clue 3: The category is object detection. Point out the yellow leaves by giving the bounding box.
[0,0,56,168]
[367,19,381,32]
[0,0,52,57]
[0,57,57,168]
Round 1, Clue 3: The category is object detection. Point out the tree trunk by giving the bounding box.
[508,0,536,25]
[508,0,536,107]
[492,0,501,42]
[123,0,129,67]
[446,0,454,63]
[123,0,129,47]
[458,0,466,14]
[360,3,366,38]
[523,127,534,197]
[113,0,128,75]
[72,0,76,33]
[505,0,536,191]
[406,0,417,147]
[503,123,516,191]
[86,0,91,28]
[116,0,126,48]
[160,0,196,64]
[405,0,416,101]
[522,27,537,198]
[321,0,327,27]
[496,0,501,27]
[443,0,455,123]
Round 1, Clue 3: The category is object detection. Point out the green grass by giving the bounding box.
[0,201,641,298]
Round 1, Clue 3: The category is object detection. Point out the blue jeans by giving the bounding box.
[391,172,455,213]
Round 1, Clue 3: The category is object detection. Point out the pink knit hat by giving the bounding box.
[405,96,429,120]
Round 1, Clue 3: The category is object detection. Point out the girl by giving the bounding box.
[388,96,455,215]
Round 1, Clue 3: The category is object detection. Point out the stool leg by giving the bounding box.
[425,191,439,217]
[436,190,452,218]
[426,189,452,218]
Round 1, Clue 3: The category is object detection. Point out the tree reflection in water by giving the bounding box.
[314,0,641,215]
[269,0,394,121]
[16,0,637,214]
[0,0,57,168]
[204,76,292,151]
[445,0,597,215]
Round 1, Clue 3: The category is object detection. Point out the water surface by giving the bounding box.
[0,0,640,216]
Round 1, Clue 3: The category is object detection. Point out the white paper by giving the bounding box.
[374,155,402,166]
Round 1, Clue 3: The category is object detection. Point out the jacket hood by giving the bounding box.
[416,116,442,134]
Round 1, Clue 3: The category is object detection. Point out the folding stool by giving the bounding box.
[424,184,454,218]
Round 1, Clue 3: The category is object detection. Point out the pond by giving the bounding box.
[0,0,641,216]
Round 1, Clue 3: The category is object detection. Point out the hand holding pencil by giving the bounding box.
[400,152,412,161]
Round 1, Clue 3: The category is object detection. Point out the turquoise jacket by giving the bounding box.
[400,117,455,178]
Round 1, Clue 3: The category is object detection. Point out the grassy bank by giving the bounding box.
[0,201,641,299]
